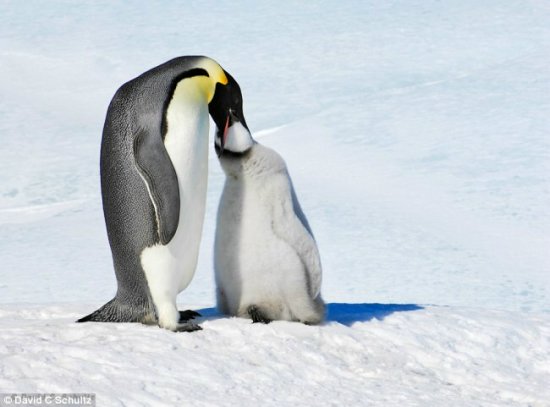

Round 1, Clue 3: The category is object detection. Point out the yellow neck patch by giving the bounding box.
[172,57,228,104]
[199,57,228,86]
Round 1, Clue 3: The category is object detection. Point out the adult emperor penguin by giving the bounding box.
[214,141,325,325]
[78,56,254,332]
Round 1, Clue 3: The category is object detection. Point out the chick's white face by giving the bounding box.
[215,121,254,154]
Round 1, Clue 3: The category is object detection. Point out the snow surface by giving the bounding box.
[1,1,549,406]
[1,304,549,407]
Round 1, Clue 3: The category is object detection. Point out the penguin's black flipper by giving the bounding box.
[133,128,180,245]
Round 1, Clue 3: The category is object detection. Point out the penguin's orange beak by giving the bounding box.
[221,114,230,152]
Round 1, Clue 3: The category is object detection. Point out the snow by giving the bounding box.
[1,305,549,406]
[1,0,549,405]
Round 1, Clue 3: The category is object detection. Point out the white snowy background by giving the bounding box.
[1,1,549,406]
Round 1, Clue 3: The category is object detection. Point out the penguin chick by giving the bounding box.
[214,142,325,325]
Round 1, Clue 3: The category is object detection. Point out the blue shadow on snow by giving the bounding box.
[326,303,423,326]
[196,303,423,326]
[195,307,220,318]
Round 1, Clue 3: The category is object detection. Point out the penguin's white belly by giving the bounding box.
[141,106,209,300]
[166,149,208,293]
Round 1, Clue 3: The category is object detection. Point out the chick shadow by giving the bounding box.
[195,303,423,326]
[326,303,423,326]
[195,307,222,320]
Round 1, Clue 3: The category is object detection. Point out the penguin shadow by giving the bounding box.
[194,307,225,322]
[194,303,423,326]
[326,303,423,326]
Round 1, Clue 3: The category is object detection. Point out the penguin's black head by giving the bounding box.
[209,71,254,157]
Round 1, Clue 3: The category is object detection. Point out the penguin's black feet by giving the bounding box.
[178,310,201,322]
[248,305,272,324]
[174,321,202,332]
